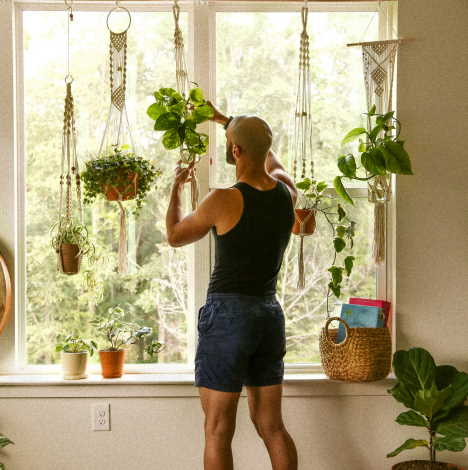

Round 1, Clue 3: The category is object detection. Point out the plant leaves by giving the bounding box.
[316,181,328,193]
[147,102,166,121]
[435,365,459,390]
[344,256,355,276]
[333,237,346,253]
[392,347,436,392]
[395,410,428,428]
[434,435,466,452]
[337,155,357,178]
[385,141,413,175]
[437,406,468,438]
[337,204,346,221]
[296,178,312,191]
[388,381,416,410]
[413,383,453,419]
[328,281,341,298]
[0,436,14,448]
[386,439,429,458]
[342,127,367,145]
[437,371,468,417]
[369,124,384,142]
[333,176,354,205]
[162,129,181,150]
[192,104,214,123]
[368,104,377,115]
[328,266,343,286]
[189,87,205,105]
[154,112,181,131]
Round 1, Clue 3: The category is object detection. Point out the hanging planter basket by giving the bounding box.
[292,208,316,236]
[368,173,392,204]
[57,243,82,275]
[103,171,139,201]
[392,461,466,470]
[319,316,391,382]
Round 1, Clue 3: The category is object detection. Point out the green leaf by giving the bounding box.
[328,281,341,298]
[368,104,377,115]
[337,155,357,178]
[386,439,429,458]
[162,129,182,150]
[337,204,346,221]
[147,102,167,121]
[168,101,185,115]
[434,435,466,452]
[189,87,205,105]
[392,347,436,392]
[438,372,468,414]
[342,127,366,145]
[296,178,312,191]
[316,181,328,193]
[395,410,428,428]
[333,237,346,253]
[386,141,413,175]
[333,176,354,205]
[154,112,181,131]
[435,365,460,390]
[383,111,395,122]
[344,256,355,276]
[437,407,468,438]
[369,124,384,142]
[413,383,453,419]
[328,266,343,286]
[335,225,346,238]
[0,436,14,448]
[358,140,367,153]
[192,104,214,123]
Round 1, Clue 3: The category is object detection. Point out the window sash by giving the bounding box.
[3,0,394,374]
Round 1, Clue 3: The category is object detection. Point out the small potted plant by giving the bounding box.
[81,145,160,213]
[387,347,468,470]
[91,306,164,379]
[333,106,413,206]
[50,218,95,275]
[0,433,13,470]
[294,178,356,310]
[55,335,97,380]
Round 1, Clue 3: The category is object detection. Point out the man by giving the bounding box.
[166,104,298,470]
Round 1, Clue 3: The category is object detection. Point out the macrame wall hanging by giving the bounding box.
[291,0,317,290]
[172,0,199,210]
[98,5,133,274]
[54,1,84,275]
[348,38,401,264]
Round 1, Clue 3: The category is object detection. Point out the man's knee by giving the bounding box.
[204,414,236,443]
[250,414,285,441]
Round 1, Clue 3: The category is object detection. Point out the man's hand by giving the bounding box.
[174,161,195,187]
[207,101,229,127]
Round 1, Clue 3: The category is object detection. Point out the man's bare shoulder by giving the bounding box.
[199,187,241,213]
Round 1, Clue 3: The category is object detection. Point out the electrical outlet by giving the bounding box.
[92,403,111,431]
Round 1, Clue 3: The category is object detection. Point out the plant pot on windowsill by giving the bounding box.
[103,171,139,201]
[61,351,89,380]
[292,208,316,236]
[392,461,466,470]
[99,349,126,379]
[58,243,82,275]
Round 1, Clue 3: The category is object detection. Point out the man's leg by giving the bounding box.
[246,384,298,470]
[199,386,241,470]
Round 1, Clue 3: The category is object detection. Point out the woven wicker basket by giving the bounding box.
[319,316,392,382]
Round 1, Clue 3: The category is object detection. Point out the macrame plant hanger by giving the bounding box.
[56,0,83,274]
[97,2,133,274]
[292,0,315,290]
[172,0,199,210]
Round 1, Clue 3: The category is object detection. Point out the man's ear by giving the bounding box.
[233,144,241,161]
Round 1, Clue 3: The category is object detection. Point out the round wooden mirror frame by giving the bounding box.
[0,253,12,335]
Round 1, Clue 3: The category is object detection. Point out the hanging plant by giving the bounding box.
[333,106,414,205]
[147,86,214,163]
[50,218,95,275]
[295,178,356,314]
[81,146,160,215]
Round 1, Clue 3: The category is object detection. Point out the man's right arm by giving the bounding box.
[266,151,297,203]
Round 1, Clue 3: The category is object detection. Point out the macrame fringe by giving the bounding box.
[297,236,306,290]
[190,170,199,211]
[373,202,386,264]
[117,201,128,274]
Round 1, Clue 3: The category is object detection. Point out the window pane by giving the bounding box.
[215,11,379,364]
[23,11,190,365]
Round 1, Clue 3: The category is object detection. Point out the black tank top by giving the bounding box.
[207,180,295,296]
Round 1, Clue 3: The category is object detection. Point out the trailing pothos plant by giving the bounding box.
[295,178,356,314]
[50,218,95,258]
[81,145,160,215]
[90,306,165,359]
[147,86,214,163]
[0,434,13,470]
[333,106,413,205]
[55,335,97,356]
[387,347,468,464]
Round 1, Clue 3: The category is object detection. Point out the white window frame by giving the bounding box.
[0,0,396,375]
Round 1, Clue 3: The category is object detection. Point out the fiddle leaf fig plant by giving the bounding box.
[147,86,214,163]
[387,347,468,463]
[0,434,14,470]
[334,106,414,205]
[295,178,356,312]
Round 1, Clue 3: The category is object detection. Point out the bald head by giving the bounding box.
[227,115,273,163]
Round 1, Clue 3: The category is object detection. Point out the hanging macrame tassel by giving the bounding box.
[297,235,306,290]
[190,166,199,211]
[117,201,128,274]
[373,202,386,264]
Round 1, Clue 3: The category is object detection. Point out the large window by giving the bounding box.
[16,2,389,370]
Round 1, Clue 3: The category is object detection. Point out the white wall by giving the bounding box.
[1,0,468,469]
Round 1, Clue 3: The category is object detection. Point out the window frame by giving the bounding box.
[1,0,395,375]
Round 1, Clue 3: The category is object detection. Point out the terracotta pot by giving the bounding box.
[99,349,126,378]
[292,209,316,236]
[104,171,138,201]
[61,351,88,380]
[58,243,81,275]
[393,461,466,470]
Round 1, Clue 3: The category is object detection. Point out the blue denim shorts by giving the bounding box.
[195,293,286,393]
